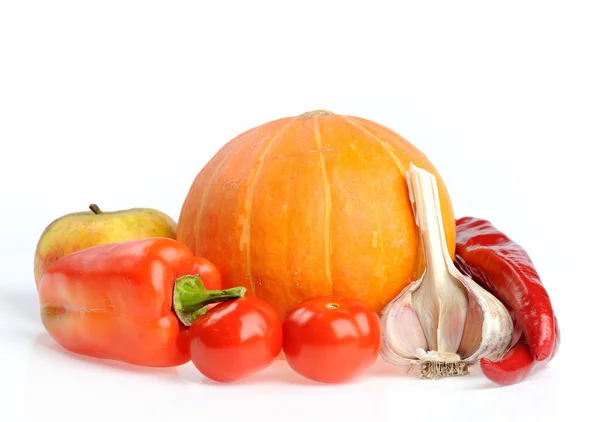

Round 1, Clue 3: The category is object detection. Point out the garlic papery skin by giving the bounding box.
[380,163,513,379]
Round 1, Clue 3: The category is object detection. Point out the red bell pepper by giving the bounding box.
[38,237,245,367]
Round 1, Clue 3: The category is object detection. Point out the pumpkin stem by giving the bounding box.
[300,110,334,117]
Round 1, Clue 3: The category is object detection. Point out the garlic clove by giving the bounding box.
[411,269,468,354]
[454,275,514,363]
[380,284,429,364]
[457,294,485,358]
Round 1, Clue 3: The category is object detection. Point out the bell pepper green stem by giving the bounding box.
[173,275,246,326]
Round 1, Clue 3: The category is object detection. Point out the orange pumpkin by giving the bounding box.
[176,110,455,319]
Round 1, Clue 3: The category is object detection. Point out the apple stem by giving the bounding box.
[89,204,103,214]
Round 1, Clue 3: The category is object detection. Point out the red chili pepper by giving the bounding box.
[453,216,560,385]
[38,237,244,367]
[479,319,560,385]
[478,336,535,385]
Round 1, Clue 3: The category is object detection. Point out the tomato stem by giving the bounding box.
[173,275,246,326]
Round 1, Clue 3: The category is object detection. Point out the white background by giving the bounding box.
[1,1,597,421]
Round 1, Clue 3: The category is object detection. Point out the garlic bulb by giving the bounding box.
[380,164,513,379]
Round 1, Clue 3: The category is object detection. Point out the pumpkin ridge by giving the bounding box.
[312,116,333,295]
[347,115,423,153]
[240,117,299,296]
[342,116,410,176]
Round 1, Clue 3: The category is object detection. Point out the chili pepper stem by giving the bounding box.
[173,275,246,326]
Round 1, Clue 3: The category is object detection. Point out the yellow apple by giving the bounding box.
[34,204,177,289]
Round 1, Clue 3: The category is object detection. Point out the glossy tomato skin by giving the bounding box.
[282,296,381,383]
[189,296,282,383]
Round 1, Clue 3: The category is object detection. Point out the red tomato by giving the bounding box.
[188,296,282,383]
[189,257,222,290]
[282,296,381,383]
